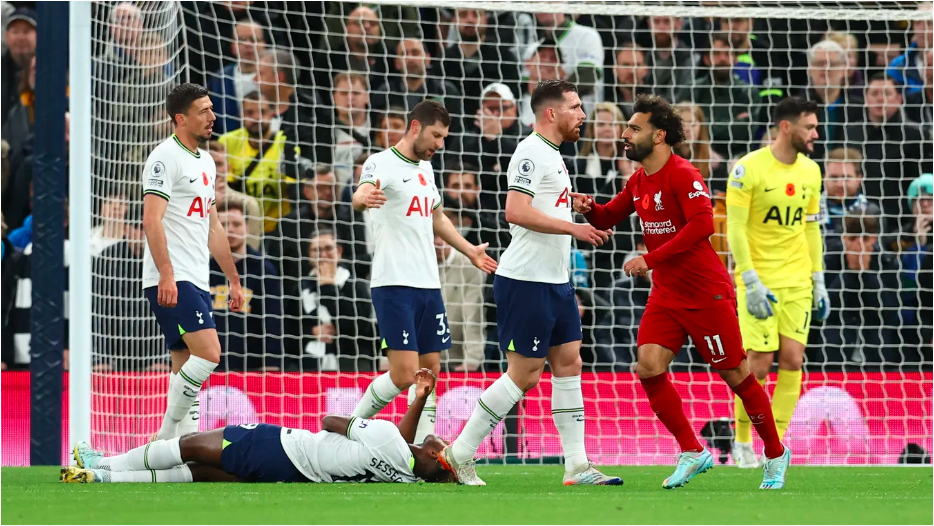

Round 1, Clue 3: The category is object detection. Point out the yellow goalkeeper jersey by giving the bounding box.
[726,146,822,290]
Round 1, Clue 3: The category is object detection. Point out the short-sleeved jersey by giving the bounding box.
[359,147,442,289]
[726,147,822,290]
[280,418,418,483]
[496,132,573,284]
[142,134,216,292]
[616,155,734,309]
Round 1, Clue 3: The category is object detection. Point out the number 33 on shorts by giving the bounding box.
[436,313,451,344]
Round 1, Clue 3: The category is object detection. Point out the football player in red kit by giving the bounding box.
[571,94,790,490]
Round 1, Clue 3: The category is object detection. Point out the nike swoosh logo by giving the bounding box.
[764,187,777,192]
[402,178,412,183]
[711,357,728,363]
[632,197,639,201]
[441,336,451,343]
[189,177,198,183]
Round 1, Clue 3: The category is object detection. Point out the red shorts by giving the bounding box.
[637,298,746,370]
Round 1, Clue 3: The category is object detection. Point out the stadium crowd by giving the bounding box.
[0,1,931,373]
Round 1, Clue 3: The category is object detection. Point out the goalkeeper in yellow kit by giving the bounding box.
[725,97,831,467]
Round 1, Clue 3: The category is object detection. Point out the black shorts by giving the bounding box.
[220,424,309,483]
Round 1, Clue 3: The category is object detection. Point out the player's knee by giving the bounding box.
[777,353,803,371]
[635,361,665,379]
[551,355,582,377]
[190,340,221,364]
[507,368,542,392]
[388,366,417,390]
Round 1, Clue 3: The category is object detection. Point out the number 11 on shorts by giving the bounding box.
[704,334,725,361]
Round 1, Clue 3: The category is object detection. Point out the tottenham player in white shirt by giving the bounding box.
[141,84,244,441]
[63,369,455,484]
[439,80,621,486]
[350,101,497,444]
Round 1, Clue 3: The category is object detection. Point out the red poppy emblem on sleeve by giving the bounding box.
[786,183,795,196]
[641,194,650,210]
[418,173,427,186]
[202,172,209,186]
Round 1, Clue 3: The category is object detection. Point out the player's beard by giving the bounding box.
[413,133,435,160]
[561,121,582,142]
[791,134,814,156]
[624,137,654,162]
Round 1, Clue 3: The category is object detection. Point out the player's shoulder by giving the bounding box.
[669,154,703,180]
[794,153,821,174]
[730,147,771,181]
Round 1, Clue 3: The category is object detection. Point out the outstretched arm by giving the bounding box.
[580,186,636,230]
[433,206,497,274]
[397,369,437,443]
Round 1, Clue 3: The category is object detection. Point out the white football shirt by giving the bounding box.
[141,134,217,292]
[496,132,573,284]
[359,147,442,289]
[280,418,418,483]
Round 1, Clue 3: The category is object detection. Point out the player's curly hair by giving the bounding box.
[632,93,686,146]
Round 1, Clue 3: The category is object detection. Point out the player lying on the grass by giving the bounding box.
[571,94,790,490]
[61,369,454,484]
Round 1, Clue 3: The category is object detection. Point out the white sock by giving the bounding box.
[158,357,215,439]
[407,386,437,443]
[551,375,589,471]
[451,374,524,464]
[177,400,200,436]
[352,373,403,418]
[99,437,183,472]
[107,465,192,483]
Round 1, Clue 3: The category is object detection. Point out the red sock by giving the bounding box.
[731,374,785,459]
[640,373,703,453]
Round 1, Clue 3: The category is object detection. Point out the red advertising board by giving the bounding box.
[2,371,930,466]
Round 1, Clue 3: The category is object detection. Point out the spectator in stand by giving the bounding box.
[576,289,616,370]
[90,189,128,256]
[435,233,486,372]
[800,39,862,161]
[605,44,649,120]
[92,205,166,371]
[441,161,510,251]
[313,6,390,96]
[327,71,372,190]
[207,21,267,135]
[825,31,866,100]
[518,43,563,127]
[2,53,33,175]
[442,196,482,247]
[372,107,407,150]
[529,12,604,112]
[905,48,933,135]
[676,32,758,159]
[1,8,35,125]
[372,38,463,136]
[720,17,764,87]
[886,173,933,271]
[266,164,365,299]
[643,16,696,104]
[821,211,901,365]
[846,73,932,220]
[211,200,283,372]
[289,228,377,372]
[217,90,288,233]
[4,111,68,235]
[435,8,521,118]
[887,3,933,96]
[458,83,529,195]
[822,148,876,237]
[256,48,318,179]
[674,103,728,195]
[575,102,629,199]
[208,143,263,249]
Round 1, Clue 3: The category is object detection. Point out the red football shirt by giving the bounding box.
[584,153,734,309]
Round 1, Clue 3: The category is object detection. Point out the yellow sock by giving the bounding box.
[734,377,766,443]
[772,369,802,441]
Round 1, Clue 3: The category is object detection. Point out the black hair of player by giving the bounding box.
[530,79,578,116]
[773,96,819,125]
[166,83,210,126]
[631,93,686,145]
[407,100,452,131]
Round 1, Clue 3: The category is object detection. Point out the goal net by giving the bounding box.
[72,0,934,466]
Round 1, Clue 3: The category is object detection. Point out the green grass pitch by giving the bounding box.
[2,465,931,524]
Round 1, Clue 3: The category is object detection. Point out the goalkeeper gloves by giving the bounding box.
[742,270,778,320]
[812,271,831,321]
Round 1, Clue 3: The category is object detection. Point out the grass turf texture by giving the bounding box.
[3,466,931,524]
